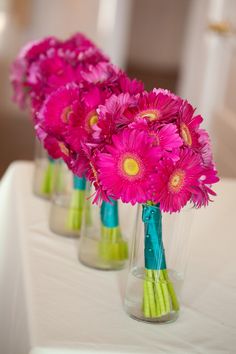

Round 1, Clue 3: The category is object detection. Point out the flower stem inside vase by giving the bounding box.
[99,199,128,262]
[66,175,86,232]
[142,204,179,321]
[40,157,55,196]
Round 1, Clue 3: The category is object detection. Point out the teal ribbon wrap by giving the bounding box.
[47,156,55,163]
[142,204,166,270]
[101,199,119,228]
[73,175,86,191]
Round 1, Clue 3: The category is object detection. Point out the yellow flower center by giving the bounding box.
[169,169,185,193]
[61,106,72,123]
[139,109,160,121]
[89,113,98,127]
[181,123,192,146]
[123,157,140,176]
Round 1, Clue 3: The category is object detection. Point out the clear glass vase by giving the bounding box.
[124,203,193,323]
[49,161,87,238]
[78,186,129,270]
[33,139,56,199]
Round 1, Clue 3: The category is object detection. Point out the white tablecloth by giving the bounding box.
[0,162,235,354]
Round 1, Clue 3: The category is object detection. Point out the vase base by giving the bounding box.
[79,236,127,271]
[33,188,51,200]
[124,304,179,324]
[49,204,81,238]
[79,254,126,271]
[33,157,55,199]
[49,225,80,238]
[124,266,182,323]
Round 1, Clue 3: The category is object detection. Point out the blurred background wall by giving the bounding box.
[126,0,189,91]
[1,0,235,177]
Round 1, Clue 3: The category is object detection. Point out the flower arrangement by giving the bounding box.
[10,34,133,254]
[11,34,109,232]
[79,88,219,318]
[10,33,108,199]
[11,32,219,317]
[37,63,143,263]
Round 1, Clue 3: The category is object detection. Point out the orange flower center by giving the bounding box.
[139,109,160,121]
[61,106,73,123]
[58,142,69,156]
[86,111,98,132]
[90,161,98,182]
[181,123,192,146]
[168,169,185,193]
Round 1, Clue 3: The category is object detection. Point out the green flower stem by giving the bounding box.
[84,199,92,226]
[66,175,87,232]
[66,189,85,231]
[147,269,158,317]
[41,159,55,196]
[99,225,128,261]
[143,281,150,317]
[163,269,180,311]
[54,161,64,193]
[143,269,180,318]
[99,200,128,262]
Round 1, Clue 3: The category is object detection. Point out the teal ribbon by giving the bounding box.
[47,156,55,163]
[142,204,166,270]
[101,199,119,228]
[73,175,86,190]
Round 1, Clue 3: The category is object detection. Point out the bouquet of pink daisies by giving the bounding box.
[81,88,219,319]
[10,33,108,198]
[10,33,111,234]
[37,55,144,264]
[11,36,60,196]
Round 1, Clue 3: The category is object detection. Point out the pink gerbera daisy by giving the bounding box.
[80,61,120,85]
[129,119,183,161]
[43,136,63,160]
[10,37,58,108]
[80,143,110,204]
[38,83,80,138]
[153,149,204,212]
[122,89,182,126]
[97,128,161,205]
[20,37,58,62]
[191,167,219,207]
[65,85,105,152]
[156,124,183,149]
[27,53,76,95]
[35,124,73,164]
[118,74,144,95]
[10,60,28,108]
[60,32,94,53]
[178,100,203,149]
[94,93,138,144]
[61,32,108,66]
[198,128,214,167]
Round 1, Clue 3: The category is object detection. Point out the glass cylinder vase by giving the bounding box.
[78,186,130,270]
[33,138,56,199]
[49,161,87,238]
[124,203,193,323]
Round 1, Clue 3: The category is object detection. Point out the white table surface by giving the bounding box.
[0,161,235,354]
